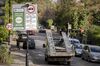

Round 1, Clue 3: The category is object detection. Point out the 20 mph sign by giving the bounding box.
[6,23,12,30]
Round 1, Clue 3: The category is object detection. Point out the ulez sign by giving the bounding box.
[25,4,37,30]
[12,4,37,31]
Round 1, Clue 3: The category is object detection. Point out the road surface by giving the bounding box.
[28,33,100,66]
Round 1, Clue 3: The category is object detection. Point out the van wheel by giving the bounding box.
[46,57,51,64]
[81,54,84,60]
[67,61,71,65]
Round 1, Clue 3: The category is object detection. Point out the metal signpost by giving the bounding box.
[12,4,37,66]
[6,23,12,54]
[24,4,37,66]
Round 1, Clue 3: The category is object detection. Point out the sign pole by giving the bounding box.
[8,30,11,54]
[8,0,11,54]
[6,23,12,52]
[26,31,29,66]
[8,30,10,45]
[6,23,12,48]
[12,4,37,66]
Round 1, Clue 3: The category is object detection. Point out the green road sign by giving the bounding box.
[12,4,38,31]
[13,11,25,30]
[12,4,25,31]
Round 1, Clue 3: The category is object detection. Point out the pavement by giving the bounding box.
[0,35,34,66]
[0,46,34,66]
[11,48,34,66]
[10,34,34,66]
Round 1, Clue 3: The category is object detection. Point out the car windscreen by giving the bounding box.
[70,40,80,44]
[90,46,100,52]
[54,38,65,48]
[74,44,82,49]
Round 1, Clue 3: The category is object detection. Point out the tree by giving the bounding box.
[47,19,53,28]
[54,0,73,30]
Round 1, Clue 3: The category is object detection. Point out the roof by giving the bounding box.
[69,38,80,42]
[85,44,100,48]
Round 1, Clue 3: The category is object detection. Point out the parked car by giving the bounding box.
[69,38,80,45]
[16,31,27,48]
[74,44,83,56]
[39,29,46,33]
[81,45,100,62]
[69,38,83,56]
[23,38,35,49]
[27,30,35,35]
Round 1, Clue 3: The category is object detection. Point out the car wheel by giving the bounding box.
[81,54,85,60]
[23,41,27,49]
[45,56,47,61]
[67,61,71,65]
[87,56,91,62]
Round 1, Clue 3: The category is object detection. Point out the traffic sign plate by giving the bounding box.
[27,5,35,13]
[6,23,12,30]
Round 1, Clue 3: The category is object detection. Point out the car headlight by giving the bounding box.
[91,55,98,59]
[75,49,82,54]
[76,51,81,54]
[93,56,98,59]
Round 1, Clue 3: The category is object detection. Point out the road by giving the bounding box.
[28,33,100,66]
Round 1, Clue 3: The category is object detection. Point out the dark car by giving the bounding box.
[16,31,27,48]
[81,45,100,62]
[23,38,35,49]
[39,29,46,33]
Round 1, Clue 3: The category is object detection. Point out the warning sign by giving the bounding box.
[6,23,12,30]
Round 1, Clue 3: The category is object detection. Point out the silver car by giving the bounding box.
[81,45,100,62]
[74,44,83,56]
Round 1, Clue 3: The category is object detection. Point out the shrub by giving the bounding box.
[0,44,13,65]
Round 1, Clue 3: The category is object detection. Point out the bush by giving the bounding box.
[0,44,13,65]
[0,27,8,43]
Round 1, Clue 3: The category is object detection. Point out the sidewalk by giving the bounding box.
[11,48,34,66]
[0,35,34,66]
[10,37,34,66]
[0,45,34,66]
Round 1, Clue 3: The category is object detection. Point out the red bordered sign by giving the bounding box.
[6,23,12,30]
[27,5,35,13]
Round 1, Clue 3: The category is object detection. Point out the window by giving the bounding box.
[90,47,100,52]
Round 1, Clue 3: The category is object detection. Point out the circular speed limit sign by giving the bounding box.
[27,5,35,13]
[6,23,12,30]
